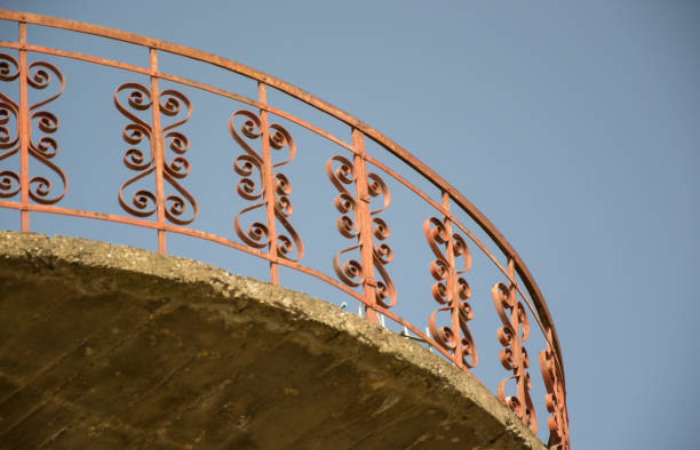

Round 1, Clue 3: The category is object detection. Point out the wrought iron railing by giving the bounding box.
[0,10,568,449]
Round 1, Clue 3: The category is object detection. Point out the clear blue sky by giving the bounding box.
[1,1,698,449]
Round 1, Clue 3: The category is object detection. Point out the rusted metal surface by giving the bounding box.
[493,259,537,432]
[115,82,197,225]
[540,329,570,450]
[229,88,304,283]
[424,193,477,369]
[113,51,197,253]
[0,9,569,449]
[0,42,66,234]
[327,131,395,322]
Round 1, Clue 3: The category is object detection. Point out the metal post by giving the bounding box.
[442,192,463,366]
[352,129,378,323]
[258,82,279,284]
[149,49,166,254]
[18,22,29,232]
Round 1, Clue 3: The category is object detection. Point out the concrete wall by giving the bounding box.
[0,231,545,450]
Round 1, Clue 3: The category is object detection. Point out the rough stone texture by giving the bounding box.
[0,231,546,450]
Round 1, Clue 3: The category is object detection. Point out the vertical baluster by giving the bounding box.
[257,82,279,284]
[230,92,302,283]
[116,59,195,240]
[424,193,476,368]
[17,23,67,228]
[17,22,29,231]
[149,48,166,254]
[442,193,462,364]
[352,130,378,322]
[492,258,537,431]
[327,130,394,324]
[539,329,569,450]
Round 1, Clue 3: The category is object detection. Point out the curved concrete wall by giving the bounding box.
[0,231,545,450]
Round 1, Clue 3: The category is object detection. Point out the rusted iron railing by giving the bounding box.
[0,10,569,449]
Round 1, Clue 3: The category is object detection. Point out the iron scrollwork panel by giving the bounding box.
[327,155,395,309]
[424,216,477,368]
[492,280,537,431]
[539,339,569,450]
[229,109,303,262]
[0,52,66,203]
[114,82,197,225]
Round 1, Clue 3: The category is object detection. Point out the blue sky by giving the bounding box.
[1,1,699,449]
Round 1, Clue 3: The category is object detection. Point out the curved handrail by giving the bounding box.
[0,9,568,449]
[0,8,563,372]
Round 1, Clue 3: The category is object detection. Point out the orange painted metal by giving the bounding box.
[257,83,279,284]
[327,130,395,323]
[424,193,477,369]
[493,258,537,432]
[114,67,197,254]
[0,40,152,76]
[0,10,568,448]
[17,23,28,231]
[352,130,377,323]
[0,39,357,155]
[1,21,67,231]
[540,329,570,450]
[149,49,167,253]
[229,93,304,284]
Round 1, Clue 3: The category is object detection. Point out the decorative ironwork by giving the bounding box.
[0,52,66,203]
[115,82,197,225]
[327,154,395,310]
[424,215,477,368]
[229,109,303,262]
[540,337,570,450]
[492,279,537,431]
[0,53,20,199]
[0,13,570,449]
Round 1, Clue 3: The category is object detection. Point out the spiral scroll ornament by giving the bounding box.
[0,53,66,203]
[115,83,198,225]
[424,216,477,368]
[229,109,303,262]
[492,281,537,431]
[539,338,569,450]
[327,155,395,309]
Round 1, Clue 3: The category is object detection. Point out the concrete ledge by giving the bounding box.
[0,231,545,450]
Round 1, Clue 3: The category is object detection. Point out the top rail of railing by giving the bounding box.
[0,9,569,449]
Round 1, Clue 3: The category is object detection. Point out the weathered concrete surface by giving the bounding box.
[0,231,546,450]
